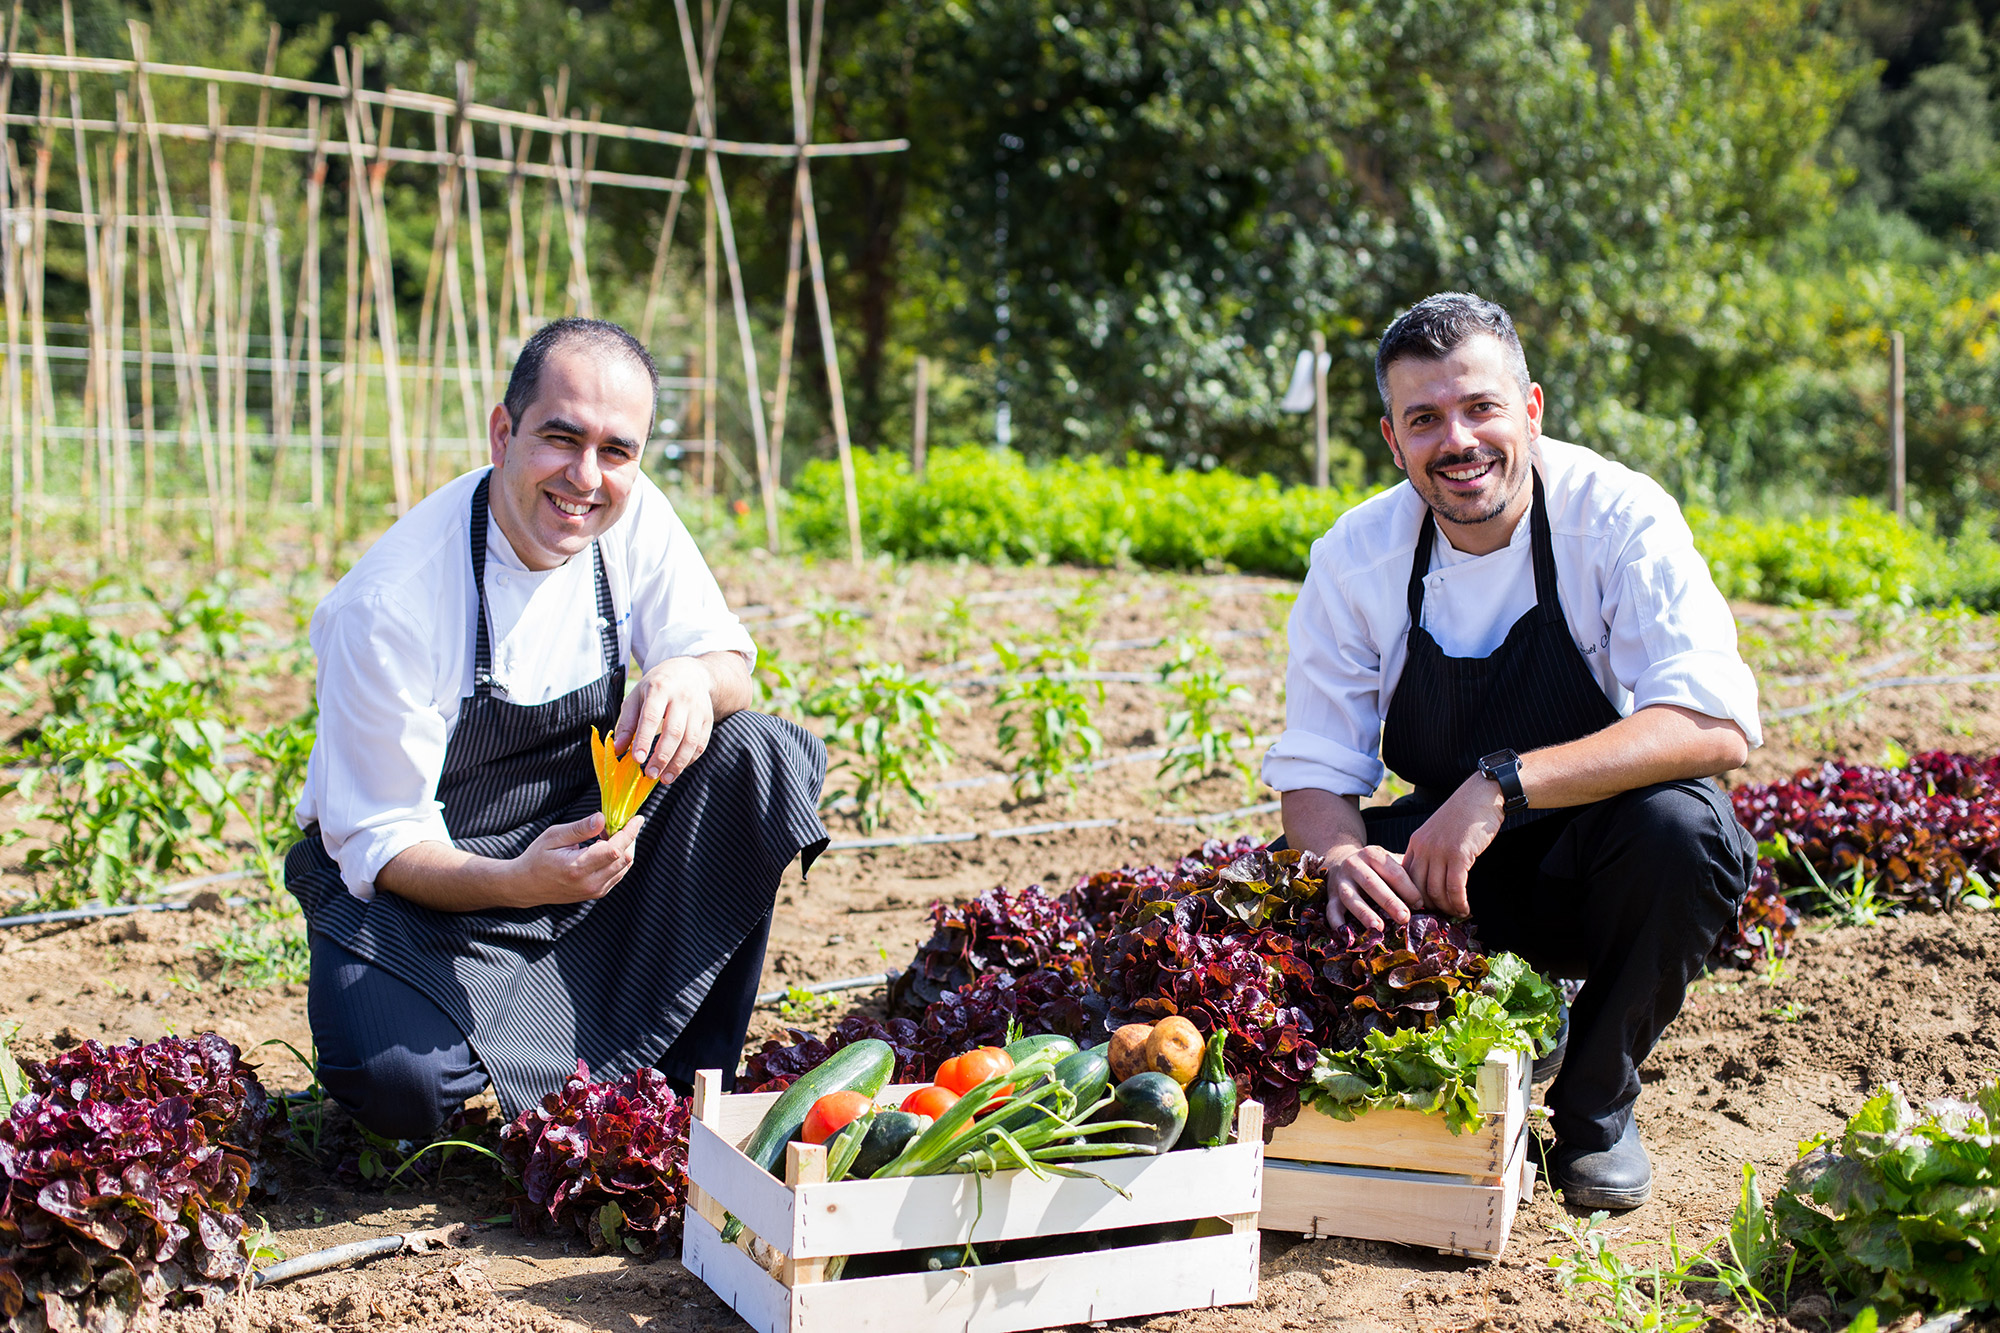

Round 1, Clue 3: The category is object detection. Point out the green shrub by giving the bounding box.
[783,446,2000,610]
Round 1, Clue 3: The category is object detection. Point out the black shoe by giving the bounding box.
[1550,1114,1652,1210]
[1532,1009,1569,1085]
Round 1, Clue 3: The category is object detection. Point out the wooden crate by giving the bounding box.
[1257,1047,1536,1259]
[682,1071,1264,1333]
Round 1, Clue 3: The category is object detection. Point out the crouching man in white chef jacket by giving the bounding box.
[1265,292,1760,1209]
[288,317,827,1136]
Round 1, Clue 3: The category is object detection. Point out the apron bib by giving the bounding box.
[1370,470,1622,847]
[288,474,825,1117]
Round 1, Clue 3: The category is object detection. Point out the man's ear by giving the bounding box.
[1525,382,1544,440]
[489,403,513,468]
[1381,416,1406,472]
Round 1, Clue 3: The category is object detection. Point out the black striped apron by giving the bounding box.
[287,474,829,1117]
[1368,470,1622,846]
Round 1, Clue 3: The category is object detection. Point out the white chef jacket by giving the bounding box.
[1262,437,1760,799]
[296,466,757,900]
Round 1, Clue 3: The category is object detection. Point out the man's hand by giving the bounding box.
[1326,843,1422,932]
[505,811,646,906]
[613,658,718,783]
[1401,771,1507,918]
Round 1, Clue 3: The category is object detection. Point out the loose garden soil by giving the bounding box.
[5,552,1999,1333]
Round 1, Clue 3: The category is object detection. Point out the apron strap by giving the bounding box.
[1526,469,1561,623]
[468,470,621,698]
[1404,466,1556,631]
[470,474,498,696]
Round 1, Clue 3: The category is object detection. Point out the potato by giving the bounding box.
[1144,1015,1204,1085]
[1108,1022,1155,1083]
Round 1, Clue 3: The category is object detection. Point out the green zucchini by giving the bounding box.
[1181,1029,1237,1149]
[1001,1033,1078,1065]
[850,1109,927,1179]
[740,1040,897,1175]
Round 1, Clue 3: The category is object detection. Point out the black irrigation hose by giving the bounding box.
[755,969,901,1008]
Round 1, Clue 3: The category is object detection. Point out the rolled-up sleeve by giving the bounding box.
[626,484,757,670]
[309,592,455,898]
[1604,511,1764,750]
[1262,547,1388,797]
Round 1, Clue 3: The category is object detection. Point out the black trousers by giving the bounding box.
[1357,778,1755,1151]
[308,911,771,1140]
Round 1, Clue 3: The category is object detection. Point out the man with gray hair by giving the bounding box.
[1264,292,1760,1208]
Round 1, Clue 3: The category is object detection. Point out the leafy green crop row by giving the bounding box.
[780,447,2000,611]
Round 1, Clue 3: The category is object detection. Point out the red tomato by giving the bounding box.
[934,1047,1015,1101]
[899,1085,960,1120]
[801,1091,875,1145]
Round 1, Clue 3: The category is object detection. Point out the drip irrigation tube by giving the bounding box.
[755,969,901,1007]
[0,870,259,929]
[820,802,1279,854]
[1764,671,2000,721]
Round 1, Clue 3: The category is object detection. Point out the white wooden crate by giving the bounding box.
[1257,1047,1536,1258]
[682,1071,1264,1333]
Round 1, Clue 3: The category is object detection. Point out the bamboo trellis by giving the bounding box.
[0,0,888,587]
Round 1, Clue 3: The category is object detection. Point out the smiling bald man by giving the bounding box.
[287,317,828,1135]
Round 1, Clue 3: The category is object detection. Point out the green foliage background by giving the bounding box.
[21,0,2000,535]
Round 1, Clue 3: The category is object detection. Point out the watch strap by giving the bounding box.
[1478,749,1529,815]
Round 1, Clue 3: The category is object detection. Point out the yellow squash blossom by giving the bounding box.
[590,726,659,835]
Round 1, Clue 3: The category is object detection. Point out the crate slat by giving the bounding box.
[1259,1122,1537,1260]
[790,1140,1262,1258]
[1265,1047,1529,1181]
[791,1232,1261,1333]
[689,1111,797,1250]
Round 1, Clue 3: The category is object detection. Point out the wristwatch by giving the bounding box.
[1477,749,1530,815]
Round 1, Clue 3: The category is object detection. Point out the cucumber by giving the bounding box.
[986,1044,1110,1137]
[851,1109,928,1179]
[1049,1046,1112,1111]
[740,1040,897,1176]
[1001,1033,1079,1065]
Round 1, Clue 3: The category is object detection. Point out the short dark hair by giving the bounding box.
[1374,292,1530,412]
[501,317,659,431]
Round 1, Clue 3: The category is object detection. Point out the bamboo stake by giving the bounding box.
[701,177,716,498]
[336,45,411,513]
[258,195,288,505]
[534,77,569,321]
[28,79,55,545]
[770,0,824,506]
[529,70,565,324]
[108,113,133,556]
[456,64,496,409]
[132,94,156,520]
[204,84,241,540]
[332,149,363,551]
[231,25,279,532]
[499,122,533,343]
[1,2,21,587]
[638,0,731,346]
[302,111,327,566]
[63,0,113,555]
[798,163,861,566]
[673,0,775,546]
[130,22,227,563]
[410,108,458,493]
[272,101,325,509]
